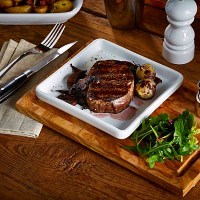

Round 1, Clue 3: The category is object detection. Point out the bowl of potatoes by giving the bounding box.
[0,0,83,25]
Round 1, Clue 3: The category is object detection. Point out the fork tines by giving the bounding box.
[41,23,65,48]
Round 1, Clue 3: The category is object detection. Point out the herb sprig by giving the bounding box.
[125,110,200,168]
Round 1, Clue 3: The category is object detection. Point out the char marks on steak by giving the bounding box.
[87,60,134,113]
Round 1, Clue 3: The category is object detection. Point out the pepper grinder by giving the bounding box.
[162,0,197,64]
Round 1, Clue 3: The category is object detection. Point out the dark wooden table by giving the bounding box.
[0,1,200,199]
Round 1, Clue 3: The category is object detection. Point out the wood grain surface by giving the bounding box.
[0,0,200,199]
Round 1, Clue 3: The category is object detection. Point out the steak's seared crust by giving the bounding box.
[87,60,134,113]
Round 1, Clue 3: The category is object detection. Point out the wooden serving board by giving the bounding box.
[16,79,200,196]
[16,71,200,196]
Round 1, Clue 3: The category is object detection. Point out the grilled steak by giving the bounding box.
[86,60,134,113]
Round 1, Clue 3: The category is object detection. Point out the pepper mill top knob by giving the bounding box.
[165,0,197,24]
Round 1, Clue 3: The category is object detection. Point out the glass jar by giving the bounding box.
[104,0,144,29]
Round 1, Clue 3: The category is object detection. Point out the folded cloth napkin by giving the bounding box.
[0,39,57,138]
[0,39,18,71]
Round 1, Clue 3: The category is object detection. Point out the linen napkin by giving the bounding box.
[0,39,57,138]
[0,39,18,70]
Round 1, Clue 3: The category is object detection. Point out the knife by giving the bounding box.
[0,41,77,104]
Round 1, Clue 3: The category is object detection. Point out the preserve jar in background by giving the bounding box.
[104,0,144,29]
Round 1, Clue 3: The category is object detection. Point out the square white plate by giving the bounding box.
[36,38,183,139]
[0,0,82,25]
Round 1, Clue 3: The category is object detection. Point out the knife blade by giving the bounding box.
[0,41,77,103]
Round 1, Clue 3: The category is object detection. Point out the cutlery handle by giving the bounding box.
[0,70,34,103]
[0,52,30,78]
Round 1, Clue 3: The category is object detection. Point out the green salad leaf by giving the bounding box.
[125,110,200,168]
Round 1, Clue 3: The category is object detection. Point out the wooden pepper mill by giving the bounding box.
[162,0,197,64]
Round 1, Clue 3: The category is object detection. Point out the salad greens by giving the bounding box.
[125,110,200,168]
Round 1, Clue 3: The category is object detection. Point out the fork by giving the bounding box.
[0,23,65,79]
